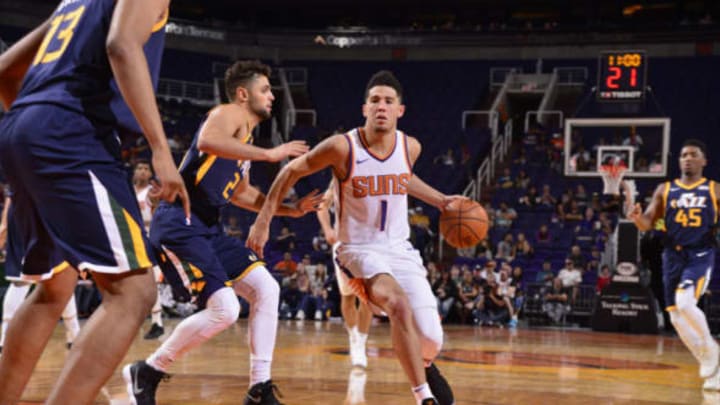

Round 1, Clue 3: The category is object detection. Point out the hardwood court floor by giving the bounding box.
[15,318,720,404]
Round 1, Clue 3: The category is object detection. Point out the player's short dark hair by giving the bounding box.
[225,60,272,101]
[682,138,707,157]
[365,70,403,101]
[134,159,152,170]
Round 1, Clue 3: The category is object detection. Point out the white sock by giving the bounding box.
[147,287,239,372]
[412,382,433,403]
[348,325,358,345]
[151,294,163,327]
[61,293,80,344]
[232,267,279,386]
[356,332,368,348]
[1,283,30,346]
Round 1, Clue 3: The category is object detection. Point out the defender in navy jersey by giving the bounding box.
[124,60,320,405]
[628,139,720,391]
[0,0,187,402]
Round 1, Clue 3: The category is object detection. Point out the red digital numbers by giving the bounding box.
[606,66,621,89]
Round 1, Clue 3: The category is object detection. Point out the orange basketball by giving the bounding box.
[439,199,488,248]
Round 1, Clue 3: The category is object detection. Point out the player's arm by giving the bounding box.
[316,181,337,244]
[0,196,10,249]
[0,18,51,109]
[404,136,466,209]
[246,135,348,257]
[107,0,190,217]
[197,105,308,162]
[627,183,665,232]
[230,174,322,218]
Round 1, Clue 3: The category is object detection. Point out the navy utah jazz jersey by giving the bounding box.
[663,178,718,249]
[178,119,252,225]
[12,0,167,133]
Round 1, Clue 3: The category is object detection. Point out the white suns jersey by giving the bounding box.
[334,128,412,245]
[135,184,153,232]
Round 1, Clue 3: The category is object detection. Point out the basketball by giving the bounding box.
[439,199,488,248]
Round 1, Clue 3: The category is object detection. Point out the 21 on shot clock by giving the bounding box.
[597,50,647,102]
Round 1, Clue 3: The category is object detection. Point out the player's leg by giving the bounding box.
[0,282,30,350]
[337,260,369,368]
[144,265,165,340]
[60,292,80,349]
[232,263,283,403]
[391,243,454,405]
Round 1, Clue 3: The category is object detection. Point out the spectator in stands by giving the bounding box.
[297,254,317,278]
[497,269,519,327]
[586,247,602,274]
[514,233,534,259]
[273,252,298,280]
[484,202,496,227]
[433,270,459,322]
[596,264,612,294]
[475,238,494,260]
[557,259,582,302]
[457,270,480,324]
[564,200,583,222]
[509,266,525,322]
[513,148,528,166]
[543,278,569,324]
[535,224,552,245]
[456,244,476,258]
[567,245,586,270]
[496,167,514,189]
[589,192,602,212]
[495,233,515,261]
[426,262,440,285]
[311,229,332,263]
[280,278,304,320]
[494,202,517,229]
[515,169,530,189]
[536,260,555,288]
[223,215,244,240]
[539,184,557,208]
[479,261,499,282]
[274,226,296,252]
[298,262,329,320]
[475,276,510,326]
[575,184,589,208]
[518,185,540,208]
[622,128,643,152]
[409,205,434,256]
[293,267,312,320]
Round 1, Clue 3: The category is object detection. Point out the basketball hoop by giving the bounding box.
[600,164,627,196]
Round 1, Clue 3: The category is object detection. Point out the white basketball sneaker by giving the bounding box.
[704,369,720,391]
[700,341,720,379]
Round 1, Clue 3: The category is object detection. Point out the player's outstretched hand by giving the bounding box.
[150,153,191,222]
[292,189,324,217]
[268,140,309,162]
[626,202,642,222]
[440,194,470,210]
[246,222,269,259]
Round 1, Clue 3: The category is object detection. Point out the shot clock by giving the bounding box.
[597,50,647,102]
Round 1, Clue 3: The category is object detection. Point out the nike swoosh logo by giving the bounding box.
[698,251,709,257]
[133,366,144,395]
[356,158,370,164]
[246,394,262,403]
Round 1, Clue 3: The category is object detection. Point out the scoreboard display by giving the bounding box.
[597,50,647,102]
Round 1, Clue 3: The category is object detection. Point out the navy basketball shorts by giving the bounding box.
[0,104,155,277]
[150,203,264,308]
[4,202,70,282]
[662,247,714,311]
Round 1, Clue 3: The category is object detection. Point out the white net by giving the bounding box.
[600,164,627,195]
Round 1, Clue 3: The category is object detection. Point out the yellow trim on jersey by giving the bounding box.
[52,261,71,274]
[151,8,169,33]
[123,209,152,269]
[674,177,706,190]
[661,181,670,218]
[710,180,719,222]
[696,276,707,299]
[666,305,677,312]
[195,155,218,185]
[232,261,266,282]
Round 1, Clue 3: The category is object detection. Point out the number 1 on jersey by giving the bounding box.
[379,200,387,231]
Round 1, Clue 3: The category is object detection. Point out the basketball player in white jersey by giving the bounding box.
[317,179,372,369]
[248,70,458,405]
[133,160,165,339]
[0,194,80,352]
